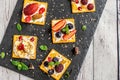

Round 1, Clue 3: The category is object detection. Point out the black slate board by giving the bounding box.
[0,0,107,80]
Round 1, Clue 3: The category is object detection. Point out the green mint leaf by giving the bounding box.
[65,71,70,78]
[17,64,22,71]
[16,23,22,31]
[11,60,20,66]
[54,61,60,66]
[20,62,29,71]
[82,25,87,31]
[39,45,48,51]
[48,62,55,66]
[0,52,5,59]
[61,25,70,34]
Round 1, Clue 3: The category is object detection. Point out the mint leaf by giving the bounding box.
[16,23,22,31]
[54,61,60,66]
[11,60,20,66]
[82,25,87,31]
[48,62,55,66]
[39,45,48,51]
[61,25,70,34]
[0,52,5,59]
[20,62,29,71]
[17,64,22,71]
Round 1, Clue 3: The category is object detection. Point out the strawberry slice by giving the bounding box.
[52,19,66,32]
[39,7,45,14]
[23,3,39,16]
[63,30,76,40]
[25,16,32,22]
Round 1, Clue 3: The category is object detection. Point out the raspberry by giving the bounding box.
[17,43,24,50]
[55,64,64,73]
[30,37,34,42]
[19,36,23,41]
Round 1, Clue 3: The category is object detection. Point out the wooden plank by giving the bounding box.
[93,0,118,80]
[118,0,120,80]
[77,41,93,80]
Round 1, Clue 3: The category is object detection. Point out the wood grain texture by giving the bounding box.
[93,0,118,80]
[0,0,118,80]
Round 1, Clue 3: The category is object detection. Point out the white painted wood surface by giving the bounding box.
[0,0,118,80]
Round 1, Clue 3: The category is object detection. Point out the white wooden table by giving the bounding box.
[0,0,118,80]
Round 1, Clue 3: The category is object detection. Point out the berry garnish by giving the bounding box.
[75,0,79,4]
[19,36,23,41]
[81,0,88,5]
[55,64,64,73]
[55,32,62,38]
[52,57,59,62]
[48,57,52,62]
[67,23,74,29]
[48,69,54,75]
[25,16,32,22]
[44,61,49,67]
[78,7,82,11]
[30,37,34,42]
[23,3,39,16]
[17,43,24,50]
[87,3,94,10]
[39,7,45,14]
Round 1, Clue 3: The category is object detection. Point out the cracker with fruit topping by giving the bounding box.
[40,49,71,80]
[71,0,96,13]
[21,0,48,25]
[12,35,38,59]
[51,19,76,43]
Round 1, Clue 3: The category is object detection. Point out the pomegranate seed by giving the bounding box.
[75,0,79,4]
[48,57,52,62]
[17,43,24,50]
[87,3,94,10]
[25,16,32,22]
[78,7,82,10]
[39,7,45,14]
[19,36,23,41]
[30,37,34,42]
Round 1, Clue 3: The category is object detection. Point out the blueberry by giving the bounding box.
[67,23,73,29]
[55,32,62,38]
[52,57,59,62]
[48,69,54,75]
[44,61,49,67]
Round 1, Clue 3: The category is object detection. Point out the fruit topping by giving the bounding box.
[55,32,62,38]
[17,43,24,50]
[48,69,54,75]
[48,57,52,62]
[23,3,39,16]
[44,61,49,67]
[30,37,34,42]
[52,19,66,32]
[78,7,82,11]
[25,16,32,22]
[39,7,45,14]
[63,30,76,40]
[55,64,64,73]
[32,13,42,20]
[19,36,23,41]
[61,25,70,34]
[87,3,94,10]
[75,0,79,4]
[67,23,74,29]
[52,57,59,62]
[81,0,88,5]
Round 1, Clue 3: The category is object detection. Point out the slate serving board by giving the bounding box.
[0,0,107,80]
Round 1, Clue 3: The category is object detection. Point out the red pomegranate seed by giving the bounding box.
[39,7,45,14]
[87,3,94,10]
[25,16,32,22]
[17,43,24,50]
[78,7,82,10]
[30,37,34,42]
[75,0,79,4]
[19,36,23,41]
[48,57,52,62]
